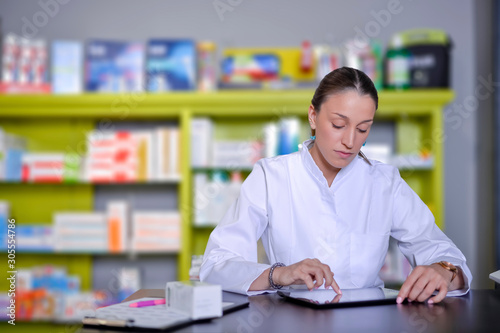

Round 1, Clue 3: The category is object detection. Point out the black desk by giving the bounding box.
[85,289,500,333]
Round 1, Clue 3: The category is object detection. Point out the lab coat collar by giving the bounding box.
[301,139,360,188]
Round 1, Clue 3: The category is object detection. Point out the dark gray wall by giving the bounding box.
[0,0,494,288]
[474,0,495,288]
[496,0,500,273]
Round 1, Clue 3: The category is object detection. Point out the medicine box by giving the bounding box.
[85,40,144,92]
[146,39,196,91]
[166,281,222,320]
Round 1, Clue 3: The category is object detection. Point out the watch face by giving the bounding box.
[440,261,457,271]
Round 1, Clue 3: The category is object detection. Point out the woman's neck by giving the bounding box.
[309,144,341,187]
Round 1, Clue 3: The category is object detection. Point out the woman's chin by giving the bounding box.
[328,159,349,170]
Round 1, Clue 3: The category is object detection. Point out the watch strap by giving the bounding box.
[436,261,458,282]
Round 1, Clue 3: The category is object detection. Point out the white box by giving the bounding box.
[52,41,83,94]
[191,118,213,167]
[490,270,500,284]
[155,127,181,180]
[212,140,258,168]
[166,281,221,320]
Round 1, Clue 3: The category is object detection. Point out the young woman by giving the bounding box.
[200,67,472,304]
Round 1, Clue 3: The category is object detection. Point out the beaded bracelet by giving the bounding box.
[269,262,286,289]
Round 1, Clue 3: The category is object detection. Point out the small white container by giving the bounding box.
[166,281,222,320]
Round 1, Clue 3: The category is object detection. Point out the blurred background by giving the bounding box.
[0,0,497,329]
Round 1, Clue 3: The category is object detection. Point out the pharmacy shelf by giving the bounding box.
[193,224,218,229]
[0,89,454,117]
[0,179,182,185]
[191,167,254,173]
[9,250,179,255]
[0,89,453,295]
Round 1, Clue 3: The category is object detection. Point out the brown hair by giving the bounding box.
[311,67,378,112]
[311,67,378,165]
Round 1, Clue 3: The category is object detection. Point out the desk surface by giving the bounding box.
[88,289,500,333]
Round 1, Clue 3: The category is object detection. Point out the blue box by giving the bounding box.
[5,149,24,181]
[0,202,9,250]
[85,40,144,92]
[146,39,196,91]
[17,225,53,252]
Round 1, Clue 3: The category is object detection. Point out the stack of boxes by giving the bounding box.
[2,199,181,254]
[53,212,108,253]
[0,126,181,184]
[131,211,181,252]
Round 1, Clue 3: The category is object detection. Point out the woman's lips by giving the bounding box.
[335,150,353,158]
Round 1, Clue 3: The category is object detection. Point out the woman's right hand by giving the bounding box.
[272,258,341,293]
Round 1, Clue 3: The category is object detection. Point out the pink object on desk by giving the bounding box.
[129,299,166,308]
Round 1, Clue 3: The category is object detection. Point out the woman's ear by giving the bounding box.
[308,105,317,130]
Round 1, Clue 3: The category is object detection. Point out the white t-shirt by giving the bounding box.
[200,140,472,296]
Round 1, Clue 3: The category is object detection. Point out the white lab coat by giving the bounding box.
[200,140,472,296]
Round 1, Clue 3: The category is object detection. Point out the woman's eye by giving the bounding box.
[358,128,368,133]
[332,123,344,129]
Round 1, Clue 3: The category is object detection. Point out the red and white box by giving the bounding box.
[22,153,64,183]
[131,211,181,252]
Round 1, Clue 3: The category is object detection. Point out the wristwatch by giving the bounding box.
[436,261,458,282]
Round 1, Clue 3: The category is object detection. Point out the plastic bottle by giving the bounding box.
[385,34,411,90]
[209,171,229,224]
[189,255,204,281]
[193,173,209,225]
[278,117,300,155]
[370,40,384,91]
[300,40,313,72]
[2,34,19,83]
[197,41,217,91]
[263,123,278,158]
[226,171,243,208]
[18,38,32,84]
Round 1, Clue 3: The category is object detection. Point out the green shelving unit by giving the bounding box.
[0,89,453,330]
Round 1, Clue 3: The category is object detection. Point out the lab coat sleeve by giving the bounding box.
[199,161,272,295]
[390,170,472,296]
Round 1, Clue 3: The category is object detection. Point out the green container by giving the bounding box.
[384,35,411,90]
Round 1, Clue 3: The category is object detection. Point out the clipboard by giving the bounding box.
[82,292,249,332]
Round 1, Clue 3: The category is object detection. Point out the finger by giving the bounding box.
[330,276,341,294]
[416,279,438,302]
[320,265,334,289]
[302,273,315,291]
[409,268,440,302]
[332,293,342,303]
[428,282,448,304]
[305,260,324,288]
[397,268,424,303]
[408,277,431,302]
[397,279,413,303]
[312,268,325,288]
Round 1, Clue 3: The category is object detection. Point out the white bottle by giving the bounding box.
[209,171,228,224]
[263,123,278,158]
[194,173,209,226]
[189,255,204,281]
[226,172,243,209]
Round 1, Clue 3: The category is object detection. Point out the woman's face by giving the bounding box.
[308,90,376,173]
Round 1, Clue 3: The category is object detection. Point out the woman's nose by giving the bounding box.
[342,128,355,149]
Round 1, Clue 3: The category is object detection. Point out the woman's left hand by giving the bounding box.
[396,264,454,304]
